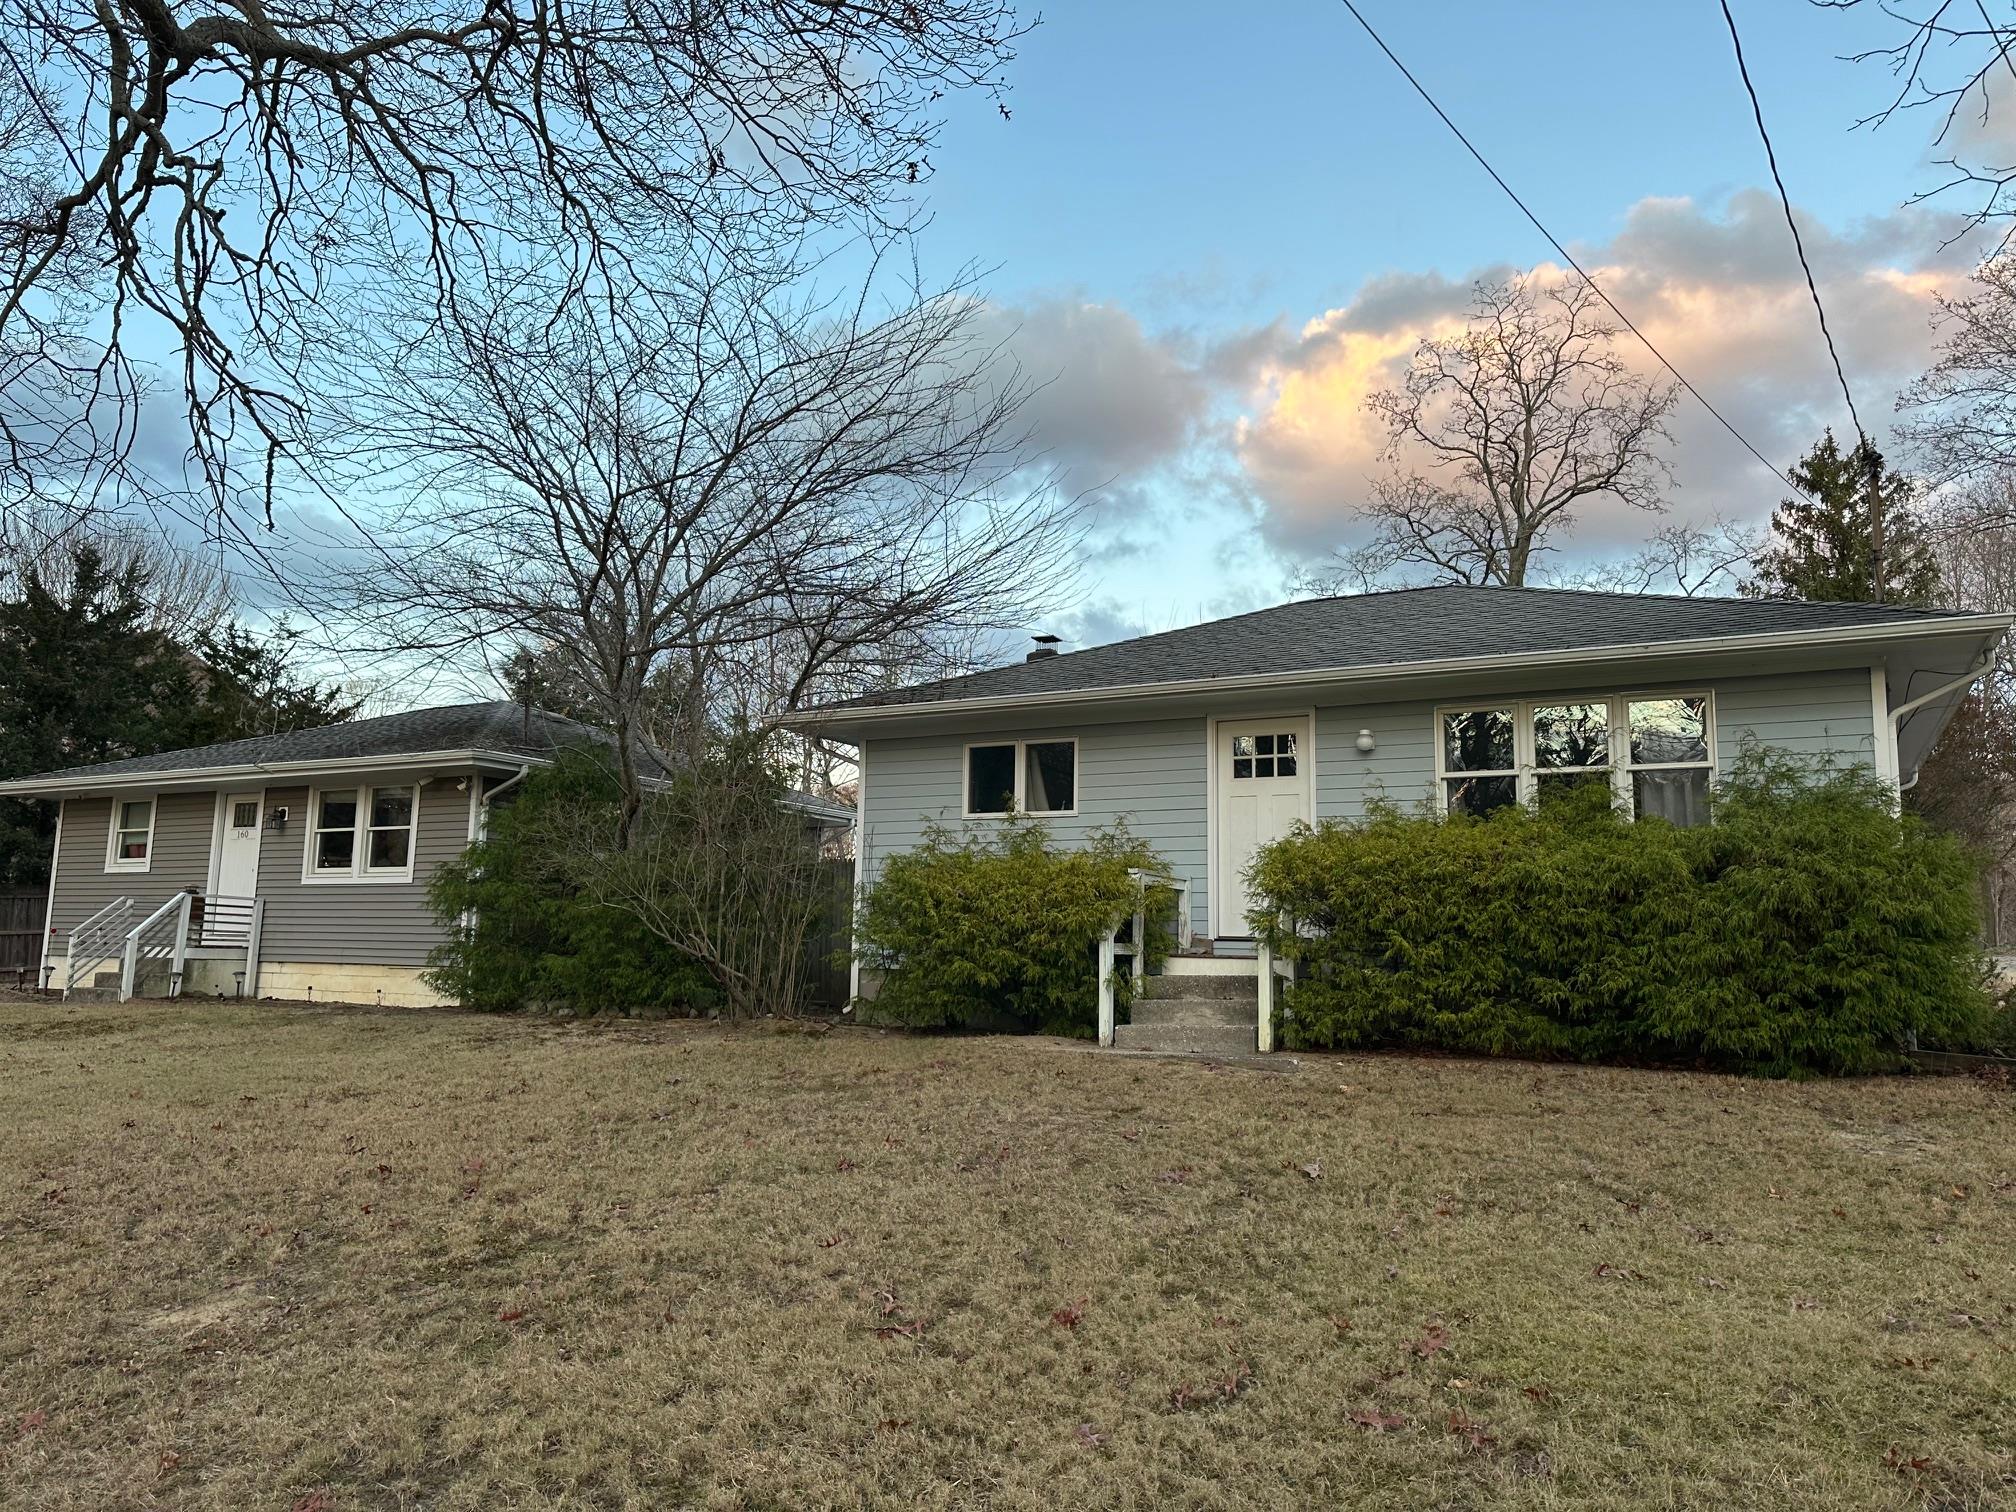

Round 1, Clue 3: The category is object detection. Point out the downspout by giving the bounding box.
[476,765,532,841]
[1891,653,1997,792]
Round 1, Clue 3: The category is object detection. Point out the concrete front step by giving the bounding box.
[1141,973,1256,1001]
[1130,995,1257,1027]
[1112,1020,1258,1056]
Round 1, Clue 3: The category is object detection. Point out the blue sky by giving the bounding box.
[863,0,1990,651]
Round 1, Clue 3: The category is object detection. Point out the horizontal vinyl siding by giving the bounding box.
[861,717,1213,933]
[255,776,473,968]
[1713,666,1875,772]
[1312,664,1878,822]
[49,791,215,935]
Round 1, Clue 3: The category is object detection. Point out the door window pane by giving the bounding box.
[1445,774,1518,817]
[1443,709,1514,772]
[231,801,259,828]
[966,745,1016,815]
[1628,697,1709,765]
[1633,768,1710,826]
[1024,742,1075,813]
[1533,703,1610,768]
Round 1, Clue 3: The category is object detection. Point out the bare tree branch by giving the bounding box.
[0,0,1029,535]
[1306,276,1678,592]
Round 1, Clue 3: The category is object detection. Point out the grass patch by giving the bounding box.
[1,998,2012,1509]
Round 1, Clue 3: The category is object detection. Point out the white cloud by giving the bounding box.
[1229,193,1989,561]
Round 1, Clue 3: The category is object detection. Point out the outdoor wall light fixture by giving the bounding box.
[264,806,290,832]
[1355,728,1376,754]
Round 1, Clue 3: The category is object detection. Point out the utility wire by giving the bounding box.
[1718,0,1865,442]
[1334,0,1805,497]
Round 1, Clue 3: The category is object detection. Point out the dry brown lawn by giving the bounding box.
[0,998,2012,1510]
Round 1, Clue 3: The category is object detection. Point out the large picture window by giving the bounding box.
[305,784,420,880]
[964,739,1077,817]
[1434,693,1713,824]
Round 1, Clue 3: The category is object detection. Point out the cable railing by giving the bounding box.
[61,897,133,997]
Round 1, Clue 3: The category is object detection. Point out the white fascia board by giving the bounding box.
[789,615,2015,733]
[0,747,542,799]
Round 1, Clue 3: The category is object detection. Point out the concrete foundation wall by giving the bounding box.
[255,961,452,1008]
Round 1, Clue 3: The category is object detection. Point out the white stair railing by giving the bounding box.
[120,892,194,1002]
[62,897,133,997]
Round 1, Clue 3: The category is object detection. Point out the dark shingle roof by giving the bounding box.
[0,701,854,819]
[826,586,1988,710]
[1,701,656,786]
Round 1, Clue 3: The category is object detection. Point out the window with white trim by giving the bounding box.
[1434,693,1714,824]
[964,739,1077,817]
[306,784,419,879]
[1623,695,1712,826]
[105,797,155,870]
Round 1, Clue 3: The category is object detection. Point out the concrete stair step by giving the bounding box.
[1130,995,1256,1027]
[1111,1021,1257,1056]
[1141,973,1256,1001]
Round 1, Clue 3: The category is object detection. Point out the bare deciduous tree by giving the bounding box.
[0,0,1028,529]
[312,255,1080,836]
[1899,254,2016,496]
[1311,278,1678,591]
[1544,517,1764,598]
[1915,478,2016,942]
[0,503,233,640]
[1821,0,2016,251]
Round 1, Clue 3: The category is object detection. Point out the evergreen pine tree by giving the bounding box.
[1743,431,1943,606]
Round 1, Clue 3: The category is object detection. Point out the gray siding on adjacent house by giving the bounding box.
[253,776,473,967]
[860,717,1212,930]
[857,664,1883,940]
[48,791,216,937]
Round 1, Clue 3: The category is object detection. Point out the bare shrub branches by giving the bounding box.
[0,0,1027,528]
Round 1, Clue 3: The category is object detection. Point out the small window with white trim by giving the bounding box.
[964,739,1077,817]
[105,797,155,870]
[305,784,420,880]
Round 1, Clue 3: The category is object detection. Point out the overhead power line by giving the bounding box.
[1333,0,1804,498]
[1718,0,1865,442]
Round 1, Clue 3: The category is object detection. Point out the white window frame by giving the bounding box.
[103,793,157,873]
[1432,691,1716,818]
[961,737,1080,819]
[300,783,421,884]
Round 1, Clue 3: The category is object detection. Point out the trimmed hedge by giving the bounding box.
[855,816,1173,1037]
[1249,753,1991,1075]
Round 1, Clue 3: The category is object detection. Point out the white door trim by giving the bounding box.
[209,788,267,900]
[1206,709,1316,939]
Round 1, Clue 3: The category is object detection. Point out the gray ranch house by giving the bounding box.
[799,586,2010,1052]
[0,701,850,1006]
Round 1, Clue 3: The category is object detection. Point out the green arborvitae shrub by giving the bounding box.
[425,745,716,1014]
[1249,751,1991,1076]
[854,816,1174,1037]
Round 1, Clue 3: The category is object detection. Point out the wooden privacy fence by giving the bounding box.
[0,891,48,981]
[802,858,855,1008]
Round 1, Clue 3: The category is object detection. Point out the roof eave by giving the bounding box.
[788,614,2016,732]
[0,746,547,799]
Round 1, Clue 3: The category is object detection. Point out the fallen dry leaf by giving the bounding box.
[1348,1406,1407,1432]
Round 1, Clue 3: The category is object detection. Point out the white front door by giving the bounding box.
[1214,717,1311,937]
[214,791,264,914]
